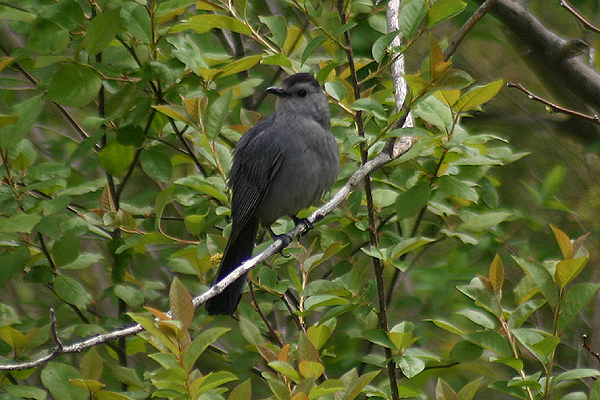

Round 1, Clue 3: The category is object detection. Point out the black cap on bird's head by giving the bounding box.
[266,73,321,97]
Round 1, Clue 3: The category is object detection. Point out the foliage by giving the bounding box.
[0,0,598,399]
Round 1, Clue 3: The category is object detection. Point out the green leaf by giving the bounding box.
[152,104,194,125]
[128,313,179,354]
[52,234,81,267]
[395,356,425,378]
[395,181,431,220]
[490,357,523,372]
[427,0,467,28]
[362,329,396,349]
[414,95,453,129]
[456,308,496,329]
[47,64,102,107]
[27,18,70,54]
[426,318,464,335]
[3,384,47,400]
[228,379,252,400]
[400,0,427,38]
[42,0,85,30]
[553,369,600,386]
[185,14,252,35]
[0,246,29,283]
[192,371,238,397]
[541,164,566,198]
[459,211,511,232]
[457,278,502,317]
[41,362,87,400]
[268,361,303,383]
[258,16,287,48]
[304,294,349,311]
[140,148,172,183]
[435,378,459,400]
[324,81,347,101]
[554,257,587,289]
[590,377,600,400]
[302,35,327,65]
[341,370,379,400]
[219,55,262,79]
[432,69,474,91]
[453,79,503,112]
[113,284,144,308]
[0,325,27,350]
[512,256,558,307]
[350,98,387,121]
[392,237,434,258]
[511,328,558,364]
[309,380,345,400]
[449,340,482,362]
[372,31,401,63]
[183,327,230,370]
[464,331,511,357]
[205,89,232,139]
[98,141,135,176]
[82,7,121,56]
[307,324,332,350]
[54,275,91,310]
[557,283,600,333]
[507,299,545,329]
[239,316,265,346]
[120,3,152,43]
[154,185,176,230]
[437,175,478,203]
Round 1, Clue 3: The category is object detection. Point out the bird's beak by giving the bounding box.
[266,86,286,97]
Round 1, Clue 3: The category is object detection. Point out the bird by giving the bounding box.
[205,73,340,315]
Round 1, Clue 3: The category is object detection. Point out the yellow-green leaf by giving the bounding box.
[169,277,194,332]
[555,257,588,289]
[551,225,573,260]
[307,324,332,350]
[0,325,27,350]
[299,361,324,379]
[453,79,503,112]
[69,379,105,392]
[268,361,303,383]
[489,254,504,295]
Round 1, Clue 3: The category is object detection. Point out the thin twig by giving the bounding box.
[508,82,600,125]
[249,281,284,347]
[583,335,600,363]
[49,309,63,351]
[443,0,498,61]
[560,0,600,36]
[0,137,414,371]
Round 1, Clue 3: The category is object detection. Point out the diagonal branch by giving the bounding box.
[0,137,414,371]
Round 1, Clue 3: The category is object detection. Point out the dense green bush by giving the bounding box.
[0,0,598,399]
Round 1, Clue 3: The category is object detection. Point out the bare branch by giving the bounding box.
[0,137,414,371]
[560,0,600,36]
[508,82,600,125]
[583,334,600,363]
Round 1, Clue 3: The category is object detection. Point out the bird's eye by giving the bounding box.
[297,89,307,97]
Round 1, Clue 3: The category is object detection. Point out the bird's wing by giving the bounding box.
[227,115,283,239]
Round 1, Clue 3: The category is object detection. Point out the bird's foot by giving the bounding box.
[292,216,313,236]
[268,227,292,258]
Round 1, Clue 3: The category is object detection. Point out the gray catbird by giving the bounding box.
[205,73,340,315]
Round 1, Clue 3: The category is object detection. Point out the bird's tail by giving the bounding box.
[205,218,258,315]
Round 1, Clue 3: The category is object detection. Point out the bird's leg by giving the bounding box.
[291,215,313,236]
[268,226,291,258]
